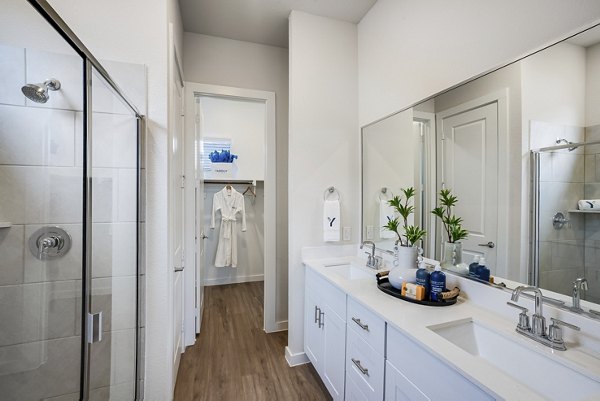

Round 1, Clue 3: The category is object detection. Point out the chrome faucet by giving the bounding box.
[508,285,580,351]
[571,278,588,311]
[511,286,546,336]
[360,240,381,269]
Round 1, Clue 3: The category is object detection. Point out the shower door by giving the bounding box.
[0,1,143,400]
[85,66,139,399]
[0,2,86,399]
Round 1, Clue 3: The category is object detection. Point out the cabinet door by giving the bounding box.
[322,304,346,401]
[385,361,430,401]
[304,288,324,372]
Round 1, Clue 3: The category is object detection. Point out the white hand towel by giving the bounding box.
[578,199,600,210]
[379,199,396,239]
[323,200,341,242]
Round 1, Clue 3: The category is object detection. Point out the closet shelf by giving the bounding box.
[568,210,600,214]
[0,222,12,228]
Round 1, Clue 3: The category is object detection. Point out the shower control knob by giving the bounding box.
[28,226,72,260]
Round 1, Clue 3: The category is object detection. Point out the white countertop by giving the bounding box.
[303,252,600,401]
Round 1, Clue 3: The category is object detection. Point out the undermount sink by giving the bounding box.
[428,318,600,400]
[325,263,374,280]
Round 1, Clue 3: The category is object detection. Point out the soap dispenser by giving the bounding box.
[475,257,490,282]
[468,255,480,279]
[430,264,446,301]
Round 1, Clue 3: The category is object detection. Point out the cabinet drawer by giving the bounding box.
[387,326,494,400]
[345,374,370,401]
[347,297,385,355]
[346,327,384,401]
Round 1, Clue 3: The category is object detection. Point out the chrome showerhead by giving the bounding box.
[21,78,61,103]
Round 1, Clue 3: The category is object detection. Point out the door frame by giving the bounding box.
[184,82,278,335]
[435,90,509,278]
[167,22,186,389]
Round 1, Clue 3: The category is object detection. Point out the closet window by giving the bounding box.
[201,137,232,171]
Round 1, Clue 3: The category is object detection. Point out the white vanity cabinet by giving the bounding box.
[344,297,385,401]
[385,325,495,401]
[304,267,347,401]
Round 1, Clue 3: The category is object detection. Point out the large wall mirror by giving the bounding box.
[362,23,600,312]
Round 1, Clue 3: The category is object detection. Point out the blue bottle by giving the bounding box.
[468,255,480,279]
[475,257,490,283]
[416,267,431,296]
[430,264,446,301]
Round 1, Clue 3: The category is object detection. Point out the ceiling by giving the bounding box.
[178,0,377,48]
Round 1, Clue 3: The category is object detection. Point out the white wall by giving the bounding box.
[287,11,358,363]
[47,0,182,399]
[200,96,266,181]
[586,43,600,126]
[358,0,600,127]
[183,33,290,323]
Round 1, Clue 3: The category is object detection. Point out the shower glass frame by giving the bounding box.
[25,1,146,400]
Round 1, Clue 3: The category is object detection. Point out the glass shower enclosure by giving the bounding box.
[0,1,144,400]
[531,126,600,305]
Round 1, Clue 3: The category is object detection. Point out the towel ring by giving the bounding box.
[324,186,341,201]
[378,187,389,202]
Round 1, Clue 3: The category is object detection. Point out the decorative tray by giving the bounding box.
[376,276,459,307]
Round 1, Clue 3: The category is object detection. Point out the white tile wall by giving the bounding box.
[75,112,138,168]
[0,336,81,400]
[0,104,75,166]
[92,222,137,278]
[0,281,77,346]
[0,45,26,106]
[0,224,24,285]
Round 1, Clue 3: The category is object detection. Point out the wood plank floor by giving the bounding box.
[173,282,332,401]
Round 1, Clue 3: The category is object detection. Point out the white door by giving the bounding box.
[437,102,498,266]
[171,64,185,379]
[195,98,206,334]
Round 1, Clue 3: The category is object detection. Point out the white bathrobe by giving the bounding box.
[211,186,247,267]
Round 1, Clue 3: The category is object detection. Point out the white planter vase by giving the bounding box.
[440,241,468,274]
[388,245,418,290]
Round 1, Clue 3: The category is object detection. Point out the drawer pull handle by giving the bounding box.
[352,317,369,331]
[351,358,369,376]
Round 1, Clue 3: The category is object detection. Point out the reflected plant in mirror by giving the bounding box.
[432,189,469,273]
[384,187,427,247]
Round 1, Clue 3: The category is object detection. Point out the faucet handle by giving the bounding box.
[573,278,588,290]
[548,318,580,345]
[550,317,580,332]
[507,302,530,331]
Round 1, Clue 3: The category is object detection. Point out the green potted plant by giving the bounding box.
[431,188,469,272]
[384,187,426,271]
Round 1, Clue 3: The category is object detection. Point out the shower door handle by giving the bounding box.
[87,312,103,344]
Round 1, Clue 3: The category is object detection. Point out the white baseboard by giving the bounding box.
[265,320,288,333]
[285,346,309,367]
[204,274,264,286]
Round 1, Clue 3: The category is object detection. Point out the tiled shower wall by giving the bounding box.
[533,120,600,304]
[532,121,586,297]
[583,124,600,304]
[0,44,145,401]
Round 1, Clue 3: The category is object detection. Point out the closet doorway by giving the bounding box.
[183,83,277,346]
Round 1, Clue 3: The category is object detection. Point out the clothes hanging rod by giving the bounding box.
[205,179,257,184]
